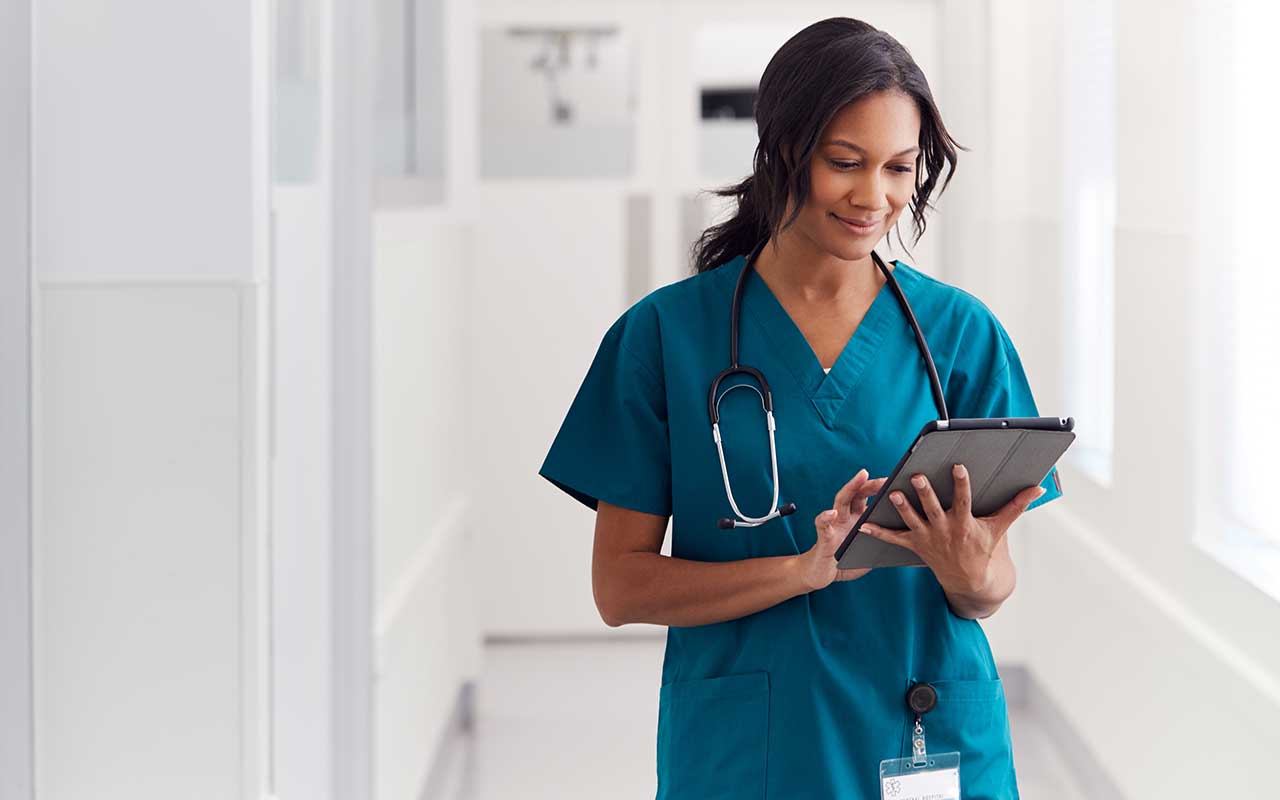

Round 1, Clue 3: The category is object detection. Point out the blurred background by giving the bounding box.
[2,0,1278,798]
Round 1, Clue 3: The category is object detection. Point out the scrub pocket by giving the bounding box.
[901,677,1019,800]
[656,671,770,800]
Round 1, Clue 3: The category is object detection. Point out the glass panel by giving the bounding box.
[694,24,773,180]
[274,0,322,184]
[374,0,445,202]
[479,26,635,179]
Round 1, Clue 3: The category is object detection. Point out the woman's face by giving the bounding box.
[786,91,922,263]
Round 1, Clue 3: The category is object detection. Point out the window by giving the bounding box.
[1224,3,1280,546]
[375,0,446,206]
[1059,0,1117,486]
[1192,0,1280,599]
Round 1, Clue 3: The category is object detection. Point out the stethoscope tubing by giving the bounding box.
[710,239,948,529]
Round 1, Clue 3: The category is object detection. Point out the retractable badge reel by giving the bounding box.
[879,683,962,800]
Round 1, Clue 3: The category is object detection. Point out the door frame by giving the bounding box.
[329,0,375,795]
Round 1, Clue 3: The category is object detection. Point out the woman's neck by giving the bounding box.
[752,232,889,306]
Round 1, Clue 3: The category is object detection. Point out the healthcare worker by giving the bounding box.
[540,17,1060,800]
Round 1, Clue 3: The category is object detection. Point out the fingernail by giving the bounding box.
[891,492,904,505]
[953,464,965,478]
[911,475,925,488]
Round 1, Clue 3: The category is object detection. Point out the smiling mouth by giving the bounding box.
[832,213,882,231]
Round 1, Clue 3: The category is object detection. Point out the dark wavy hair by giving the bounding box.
[691,17,964,273]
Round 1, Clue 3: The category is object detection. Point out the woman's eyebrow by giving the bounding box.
[827,139,920,158]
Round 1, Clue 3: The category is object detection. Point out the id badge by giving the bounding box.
[879,751,960,799]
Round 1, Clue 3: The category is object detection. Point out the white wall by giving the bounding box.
[1,1,34,797]
[31,1,271,797]
[370,0,483,797]
[373,212,480,800]
[986,0,1280,794]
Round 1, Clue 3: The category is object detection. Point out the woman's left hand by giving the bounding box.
[856,463,1045,598]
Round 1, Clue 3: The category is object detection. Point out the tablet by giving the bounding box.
[834,416,1076,570]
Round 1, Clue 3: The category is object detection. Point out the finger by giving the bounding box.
[909,473,945,522]
[835,567,872,582]
[950,464,972,518]
[851,477,890,515]
[888,488,925,531]
[833,469,869,518]
[814,508,838,537]
[986,485,1046,530]
[815,509,844,553]
[857,522,914,551]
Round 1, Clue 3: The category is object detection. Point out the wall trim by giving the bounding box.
[330,0,376,794]
[375,495,469,642]
[413,681,475,800]
[1019,666,1126,800]
[1042,503,1280,711]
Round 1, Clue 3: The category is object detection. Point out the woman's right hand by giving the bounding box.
[796,468,888,591]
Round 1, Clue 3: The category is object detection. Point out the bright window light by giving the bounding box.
[1060,0,1116,486]
[1225,2,1280,545]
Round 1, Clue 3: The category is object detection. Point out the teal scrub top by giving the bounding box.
[539,254,1061,800]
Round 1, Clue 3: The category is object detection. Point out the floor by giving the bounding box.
[444,638,1090,799]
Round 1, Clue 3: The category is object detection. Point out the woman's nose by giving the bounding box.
[848,172,886,209]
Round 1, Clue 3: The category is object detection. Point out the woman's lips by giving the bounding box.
[832,213,881,235]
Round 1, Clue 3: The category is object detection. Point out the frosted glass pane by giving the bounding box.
[480,26,635,179]
[375,0,445,190]
[274,0,321,184]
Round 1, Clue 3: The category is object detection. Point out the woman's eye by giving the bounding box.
[829,160,912,174]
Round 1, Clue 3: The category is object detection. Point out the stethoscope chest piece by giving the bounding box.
[708,239,947,531]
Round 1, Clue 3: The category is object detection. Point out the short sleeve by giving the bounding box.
[538,311,672,517]
[954,326,1063,512]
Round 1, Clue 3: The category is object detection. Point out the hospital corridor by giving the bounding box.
[2,1,1279,799]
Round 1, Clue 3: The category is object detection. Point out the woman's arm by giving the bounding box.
[591,501,808,627]
[940,535,1016,620]
[592,472,885,628]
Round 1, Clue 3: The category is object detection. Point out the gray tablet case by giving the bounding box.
[835,418,1075,570]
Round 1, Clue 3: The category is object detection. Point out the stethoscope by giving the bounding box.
[708,238,951,529]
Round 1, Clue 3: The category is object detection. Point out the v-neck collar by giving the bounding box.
[719,253,922,429]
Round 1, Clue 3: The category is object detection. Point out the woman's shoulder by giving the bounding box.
[600,261,735,373]
[898,262,1016,365]
[638,258,740,310]
[905,263,1010,326]
[611,261,736,336]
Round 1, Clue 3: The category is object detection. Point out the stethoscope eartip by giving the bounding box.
[717,518,736,530]
[779,503,797,516]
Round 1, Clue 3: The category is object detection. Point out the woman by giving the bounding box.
[539,17,1059,799]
